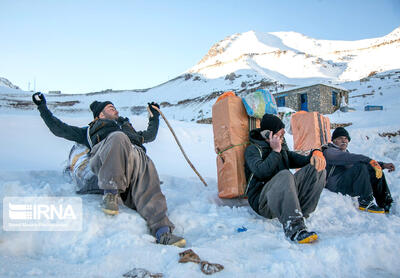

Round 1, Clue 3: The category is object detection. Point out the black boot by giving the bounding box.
[359,198,385,214]
[291,229,318,244]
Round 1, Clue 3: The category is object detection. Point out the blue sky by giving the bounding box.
[1,0,399,94]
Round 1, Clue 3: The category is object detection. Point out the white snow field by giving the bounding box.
[0,96,399,277]
[1,27,400,277]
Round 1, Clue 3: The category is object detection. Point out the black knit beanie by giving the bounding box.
[90,101,113,118]
[332,127,351,141]
[260,114,285,134]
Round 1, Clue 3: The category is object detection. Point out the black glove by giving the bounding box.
[32,92,46,106]
[148,102,160,117]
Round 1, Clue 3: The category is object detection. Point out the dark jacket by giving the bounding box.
[244,128,312,214]
[322,143,378,189]
[37,103,159,152]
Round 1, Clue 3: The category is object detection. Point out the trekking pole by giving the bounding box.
[150,105,208,187]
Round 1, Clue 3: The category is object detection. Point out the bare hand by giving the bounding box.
[268,131,282,153]
[383,163,395,172]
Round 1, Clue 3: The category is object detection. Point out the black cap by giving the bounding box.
[260,114,285,134]
[90,101,113,118]
[332,127,351,142]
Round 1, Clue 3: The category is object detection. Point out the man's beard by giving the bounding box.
[103,112,118,120]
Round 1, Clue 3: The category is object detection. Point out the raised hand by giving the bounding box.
[32,92,46,106]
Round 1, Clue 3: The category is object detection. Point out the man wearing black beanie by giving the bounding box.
[323,127,394,213]
[244,113,327,244]
[32,92,186,247]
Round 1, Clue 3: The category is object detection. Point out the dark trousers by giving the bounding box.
[328,163,392,208]
[90,131,174,236]
[258,165,326,239]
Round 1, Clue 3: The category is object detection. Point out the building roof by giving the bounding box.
[274,83,348,95]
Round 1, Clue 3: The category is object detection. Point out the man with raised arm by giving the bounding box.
[32,92,185,247]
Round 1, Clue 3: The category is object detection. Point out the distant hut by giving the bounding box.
[273,84,348,114]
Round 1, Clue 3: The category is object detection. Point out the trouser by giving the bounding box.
[89,131,174,236]
[327,162,393,208]
[258,164,326,239]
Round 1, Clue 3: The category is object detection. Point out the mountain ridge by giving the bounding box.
[1,27,399,123]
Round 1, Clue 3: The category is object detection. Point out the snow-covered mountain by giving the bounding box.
[190,27,400,84]
[0,27,399,122]
[0,77,20,90]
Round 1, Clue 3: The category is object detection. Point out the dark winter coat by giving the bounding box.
[322,143,381,189]
[244,128,313,214]
[37,103,159,152]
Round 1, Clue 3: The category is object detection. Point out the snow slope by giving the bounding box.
[1,79,400,277]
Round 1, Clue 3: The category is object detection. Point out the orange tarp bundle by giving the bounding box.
[212,93,250,198]
[215,91,235,103]
[291,111,331,153]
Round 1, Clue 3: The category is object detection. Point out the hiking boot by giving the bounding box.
[291,230,318,244]
[102,193,119,215]
[359,199,385,214]
[157,232,186,248]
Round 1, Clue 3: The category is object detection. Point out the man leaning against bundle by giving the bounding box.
[244,114,327,244]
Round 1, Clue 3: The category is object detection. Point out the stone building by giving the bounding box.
[273,84,348,114]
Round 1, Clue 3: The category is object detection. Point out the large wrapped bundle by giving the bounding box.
[212,92,251,198]
[241,89,278,118]
[291,111,331,154]
[68,143,101,194]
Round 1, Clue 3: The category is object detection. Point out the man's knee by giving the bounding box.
[304,164,326,179]
[107,131,130,146]
[276,169,293,179]
[272,170,296,191]
[352,162,369,173]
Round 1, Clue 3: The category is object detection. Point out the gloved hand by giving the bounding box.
[369,160,382,179]
[310,150,326,172]
[147,102,160,118]
[382,162,395,172]
[32,92,46,106]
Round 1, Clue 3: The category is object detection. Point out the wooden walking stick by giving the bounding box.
[149,105,208,187]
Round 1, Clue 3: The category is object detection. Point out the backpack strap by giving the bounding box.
[86,126,94,149]
[244,144,262,196]
[317,113,325,146]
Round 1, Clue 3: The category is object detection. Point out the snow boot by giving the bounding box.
[157,232,186,248]
[291,230,318,244]
[101,192,119,215]
[358,199,385,214]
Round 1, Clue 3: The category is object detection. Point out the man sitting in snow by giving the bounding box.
[244,114,326,244]
[32,92,186,247]
[323,127,394,213]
